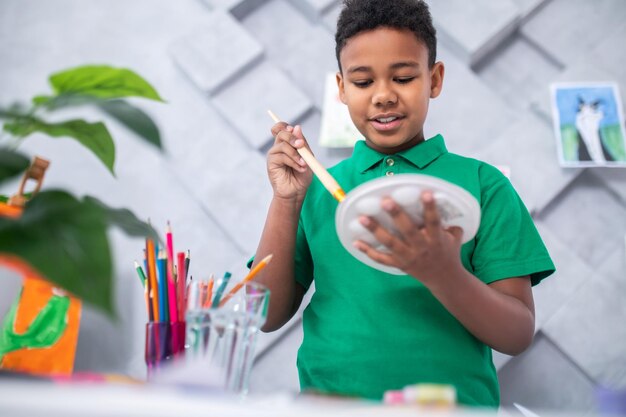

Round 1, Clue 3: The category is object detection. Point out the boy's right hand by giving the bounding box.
[267,122,313,201]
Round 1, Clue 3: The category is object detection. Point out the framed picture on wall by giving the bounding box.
[319,72,365,148]
[550,82,626,167]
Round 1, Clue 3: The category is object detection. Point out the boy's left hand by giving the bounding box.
[354,191,464,286]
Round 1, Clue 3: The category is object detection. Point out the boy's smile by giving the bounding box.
[337,27,444,154]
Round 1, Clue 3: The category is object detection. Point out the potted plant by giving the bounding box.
[0,64,165,316]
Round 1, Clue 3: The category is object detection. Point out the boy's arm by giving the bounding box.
[355,192,535,355]
[427,272,534,356]
[254,122,312,332]
[254,196,307,332]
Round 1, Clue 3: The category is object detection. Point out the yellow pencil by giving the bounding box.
[219,254,273,307]
[203,274,215,309]
[267,110,346,202]
[146,237,159,322]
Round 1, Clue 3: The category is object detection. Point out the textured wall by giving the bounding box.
[0,0,625,413]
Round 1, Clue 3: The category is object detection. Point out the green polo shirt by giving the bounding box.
[293,134,555,406]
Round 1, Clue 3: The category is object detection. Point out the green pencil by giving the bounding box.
[211,271,232,308]
[134,260,146,286]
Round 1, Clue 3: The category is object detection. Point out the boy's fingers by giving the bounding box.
[446,226,464,242]
[275,127,307,150]
[353,240,396,267]
[358,215,408,255]
[381,197,423,244]
[275,135,307,166]
[292,125,313,153]
[293,124,305,141]
[275,129,292,144]
[421,191,442,235]
[269,142,307,169]
[272,126,295,147]
[269,152,307,173]
[275,129,303,149]
[271,122,289,137]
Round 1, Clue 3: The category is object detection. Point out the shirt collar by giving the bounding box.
[353,134,448,173]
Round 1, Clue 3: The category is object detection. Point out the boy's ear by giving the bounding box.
[336,72,347,104]
[430,61,445,99]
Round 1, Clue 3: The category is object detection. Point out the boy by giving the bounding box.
[252,0,555,407]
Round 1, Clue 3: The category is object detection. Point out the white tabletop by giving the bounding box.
[0,379,587,417]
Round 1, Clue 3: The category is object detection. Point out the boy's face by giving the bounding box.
[337,27,444,154]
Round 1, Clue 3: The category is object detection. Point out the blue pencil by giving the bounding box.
[211,272,232,308]
[157,250,169,323]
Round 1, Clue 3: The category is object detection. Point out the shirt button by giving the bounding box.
[386,158,395,166]
[386,171,394,176]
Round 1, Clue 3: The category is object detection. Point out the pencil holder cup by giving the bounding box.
[145,321,186,379]
[185,279,270,395]
[145,322,169,378]
[170,321,186,356]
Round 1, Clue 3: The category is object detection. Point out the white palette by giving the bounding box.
[335,174,481,275]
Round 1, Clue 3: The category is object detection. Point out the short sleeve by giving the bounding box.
[471,165,555,286]
[294,217,314,291]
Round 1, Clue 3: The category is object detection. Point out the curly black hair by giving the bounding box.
[335,0,437,71]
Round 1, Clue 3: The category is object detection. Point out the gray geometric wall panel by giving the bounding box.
[1,0,625,413]
[170,11,263,95]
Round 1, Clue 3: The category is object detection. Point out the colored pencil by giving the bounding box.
[165,222,179,323]
[148,289,154,321]
[176,251,186,316]
[184,250,190,282]
[184,275,193,316]
[211,271,232,308]
[157,249,169,323]
[135,261,150,319]
[198,274,216,309]
[267,110,345,202]
[219,254,273,307]
[198,281,207,309]
[146,236,159,322]
[144,285,150,320]
[134,260,146,286]
[206,275,215,308]
[176,250,191,321]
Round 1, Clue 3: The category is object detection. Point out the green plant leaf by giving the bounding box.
[0,190,114,315]
[3,118,115,176]
[0,104,31,119]
[3,117,38,137]
[49,65,164,102]
[0,191,163,316]
[0,149,29,184]
[32,93,103,109]
[98,100,162,149]
[84,196,160,242]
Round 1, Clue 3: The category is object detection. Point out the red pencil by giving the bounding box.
[166,222,179,323]
[177,251,186,316]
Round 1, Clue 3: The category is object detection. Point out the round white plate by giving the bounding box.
[335,174,481,275]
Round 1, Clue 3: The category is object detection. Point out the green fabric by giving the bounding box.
[294,134,555,407]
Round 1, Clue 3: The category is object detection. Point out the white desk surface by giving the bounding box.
[0,379,585,417]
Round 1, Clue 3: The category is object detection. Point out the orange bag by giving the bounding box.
[0,201,82,376]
